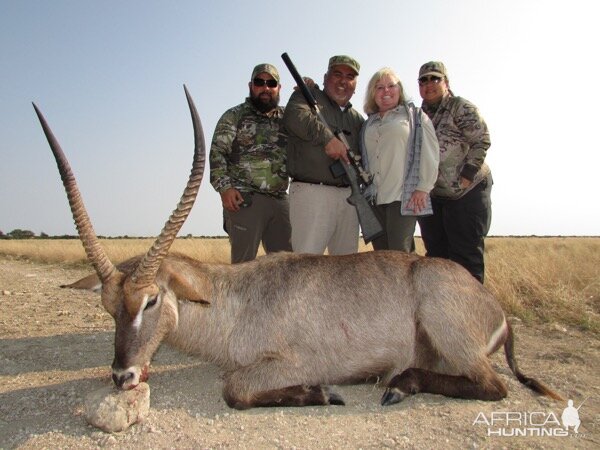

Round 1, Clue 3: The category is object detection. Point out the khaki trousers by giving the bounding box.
[289,181,359,255]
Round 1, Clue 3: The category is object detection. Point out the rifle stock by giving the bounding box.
[339,159,383,243]
[281,52,383,244]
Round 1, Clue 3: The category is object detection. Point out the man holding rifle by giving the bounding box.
[283,55,364,255]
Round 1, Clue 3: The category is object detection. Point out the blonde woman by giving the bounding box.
[360,68,439,252]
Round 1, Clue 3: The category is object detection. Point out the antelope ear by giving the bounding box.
[165,269,211,305]
[60,256,142,293]
[60,273,102,293]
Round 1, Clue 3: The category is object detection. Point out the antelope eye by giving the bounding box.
[145,297,158,310]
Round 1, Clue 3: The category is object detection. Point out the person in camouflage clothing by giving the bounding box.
[209,63,292,263]
[416,61,492,283]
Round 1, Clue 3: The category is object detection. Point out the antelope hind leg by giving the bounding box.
[381,367,507,406]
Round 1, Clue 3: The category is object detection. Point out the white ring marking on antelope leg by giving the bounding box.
[486,316,508,355]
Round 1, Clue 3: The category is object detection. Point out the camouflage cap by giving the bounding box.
[328,55,360,75]
[419,61,448,79]
[251,63,280,82]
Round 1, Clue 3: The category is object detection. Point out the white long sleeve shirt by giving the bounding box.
[363,105,439,205]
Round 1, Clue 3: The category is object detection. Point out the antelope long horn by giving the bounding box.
[130,85,206,286]
[33,103,117,283]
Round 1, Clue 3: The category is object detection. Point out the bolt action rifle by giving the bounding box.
[281,52,383,244]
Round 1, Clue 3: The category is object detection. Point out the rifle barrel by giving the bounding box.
[281,53,318,108]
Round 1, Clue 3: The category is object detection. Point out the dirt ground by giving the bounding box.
[0,256,598,449]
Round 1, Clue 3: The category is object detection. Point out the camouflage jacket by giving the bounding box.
[209,98,288,197]
[422,93,491,199]
[283,86,364,186]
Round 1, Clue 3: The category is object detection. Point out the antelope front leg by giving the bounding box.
[381,367,507,406]
[221,361,345,409]
[224,384,345,409]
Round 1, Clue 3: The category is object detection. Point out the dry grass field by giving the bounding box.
[1,236,598,333]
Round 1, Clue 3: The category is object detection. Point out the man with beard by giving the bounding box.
[283,55,364,255]
[210,63,291,263]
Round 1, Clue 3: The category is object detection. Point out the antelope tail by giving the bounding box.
[504,321,564,401]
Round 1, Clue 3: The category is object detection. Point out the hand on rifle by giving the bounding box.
[325,137,350,164]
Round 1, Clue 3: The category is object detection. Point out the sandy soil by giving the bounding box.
[1,256,598,449]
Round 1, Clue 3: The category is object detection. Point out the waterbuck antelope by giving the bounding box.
[33,87,562,409]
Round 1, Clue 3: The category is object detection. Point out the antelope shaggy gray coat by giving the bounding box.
[32,86,562,410]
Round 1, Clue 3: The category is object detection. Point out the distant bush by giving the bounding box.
[3,229,36,239]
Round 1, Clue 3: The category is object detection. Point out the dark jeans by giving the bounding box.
[224,193,292,264]
[417,176,492,283]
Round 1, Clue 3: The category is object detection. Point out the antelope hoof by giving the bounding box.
[381,388,407,406]
[322,386,345,405]
[327,391,345,406]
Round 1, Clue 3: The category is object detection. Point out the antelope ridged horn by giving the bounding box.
[32,103,117,283]
[130,85,206,287]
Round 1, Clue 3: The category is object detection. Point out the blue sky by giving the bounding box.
[1,0,598,237]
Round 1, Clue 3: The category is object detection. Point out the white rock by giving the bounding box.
[84,382,150,432]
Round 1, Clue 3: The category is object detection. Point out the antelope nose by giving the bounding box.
[112,371,134,388]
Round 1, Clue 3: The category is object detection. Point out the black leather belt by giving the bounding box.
[291,180,349,188]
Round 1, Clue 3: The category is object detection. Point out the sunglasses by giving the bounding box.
[418,75,442,85]
[253,78,278,88]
